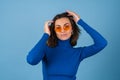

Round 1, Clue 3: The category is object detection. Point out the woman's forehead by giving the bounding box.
[55,17,71,26]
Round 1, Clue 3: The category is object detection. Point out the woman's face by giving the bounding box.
[54,17,73,40]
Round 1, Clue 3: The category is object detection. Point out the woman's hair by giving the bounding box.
[47,12,81,47]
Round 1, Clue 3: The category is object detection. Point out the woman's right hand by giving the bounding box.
[44,20,53,36]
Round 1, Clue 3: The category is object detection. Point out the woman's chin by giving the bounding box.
[57,34,71,41]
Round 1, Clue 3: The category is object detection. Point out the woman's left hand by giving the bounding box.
[66,10,80,23]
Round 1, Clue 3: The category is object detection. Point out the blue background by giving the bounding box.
[0,0,120,80]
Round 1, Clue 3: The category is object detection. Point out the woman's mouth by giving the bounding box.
[61,33,67,36]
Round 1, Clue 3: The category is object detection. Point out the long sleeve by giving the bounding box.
[27,33,49,65]
[78,19,108,60]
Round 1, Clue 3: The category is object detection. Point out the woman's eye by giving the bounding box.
[55,27,61,32]
[56,27,61,30]
[64,25,70,30]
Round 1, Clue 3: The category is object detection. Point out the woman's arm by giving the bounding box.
[27,21,51,65]
[78,19,107,60]
[67,10,107,60]
[26,33,49,65]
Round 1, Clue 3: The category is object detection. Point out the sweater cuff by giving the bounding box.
[43,33,49,39]
[77,19,83,25]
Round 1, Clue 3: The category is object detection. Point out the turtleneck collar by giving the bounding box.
[57,38,72,48]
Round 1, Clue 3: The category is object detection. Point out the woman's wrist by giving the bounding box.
[44,32,50,36]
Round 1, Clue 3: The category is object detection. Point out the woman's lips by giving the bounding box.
[61,34,67,36]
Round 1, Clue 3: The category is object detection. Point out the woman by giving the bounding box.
[27,10,107,80]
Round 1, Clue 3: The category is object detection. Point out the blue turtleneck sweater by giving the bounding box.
[27,19,107,80]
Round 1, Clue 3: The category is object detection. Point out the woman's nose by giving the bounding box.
[61,28,65,32]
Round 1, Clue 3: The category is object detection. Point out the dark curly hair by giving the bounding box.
[47,12,81,47]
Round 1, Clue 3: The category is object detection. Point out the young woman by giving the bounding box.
[26,10,107,80]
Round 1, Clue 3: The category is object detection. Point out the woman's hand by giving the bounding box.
[66,10,80,23]
[44,20,53,36]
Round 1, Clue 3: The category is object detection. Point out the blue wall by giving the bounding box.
[0,0,120,80]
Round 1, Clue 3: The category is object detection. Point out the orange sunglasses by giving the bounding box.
[55,24,71,32]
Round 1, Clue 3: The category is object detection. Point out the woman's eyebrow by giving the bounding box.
[64,23,69,26]
[55,25,61,27]
[55,23,69,27]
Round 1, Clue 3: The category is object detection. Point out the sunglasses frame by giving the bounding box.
[54,24,72,33]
